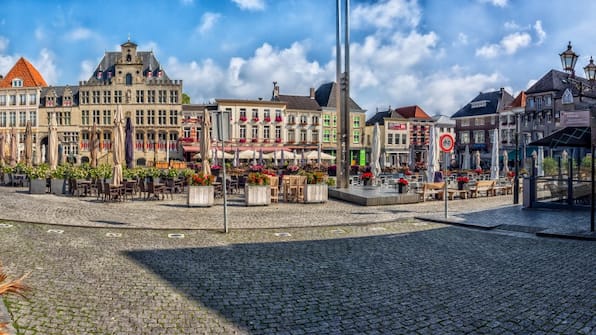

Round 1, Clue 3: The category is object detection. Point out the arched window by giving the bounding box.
[125,73,132,86]
[126,53,132,62]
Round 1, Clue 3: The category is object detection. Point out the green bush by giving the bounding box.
[542,157,557,176]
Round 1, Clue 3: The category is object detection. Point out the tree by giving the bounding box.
[182,93,191,104]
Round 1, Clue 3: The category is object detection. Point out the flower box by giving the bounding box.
[264,117,271,123]
[29,178,46,194]
[304,184,328,203]
[51,178,66,195]
[244,185,270,206]
[251,138,258,143]
[239,138,247,143]
[239,116,247,122]
[275,138,282,143]
[252,118,260,122]
[275,117,283,122]
[187,185,214,207]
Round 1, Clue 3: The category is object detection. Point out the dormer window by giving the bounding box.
[471,100,488,108]
[12,78,23,87]
[562,88,574,104]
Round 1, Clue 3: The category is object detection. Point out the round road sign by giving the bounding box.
[439,134,455,152]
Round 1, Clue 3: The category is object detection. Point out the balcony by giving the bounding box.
[275,116,283,122]
[264,117,271,123]
[275,138,282,143]
[299,122,308,127]
[239,138,247,143]
[239,116,248,122]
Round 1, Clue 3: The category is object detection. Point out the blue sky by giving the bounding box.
[2,0,596,117]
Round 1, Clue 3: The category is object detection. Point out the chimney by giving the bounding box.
[309,87,315,99]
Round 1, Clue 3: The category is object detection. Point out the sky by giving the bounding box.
[2,0,596,118]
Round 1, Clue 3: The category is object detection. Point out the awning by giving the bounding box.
[528,127,591,148]
[182,146,200,153]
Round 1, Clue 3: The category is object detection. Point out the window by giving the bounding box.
[353,116,360,128]
[12,79,22,87]
[19,112,26,126]
[252,126,259,139]
[562,88,573,104]
[8,112,15,126]
[353,130,360,144]
[0,95,5,106]
[147,110,155,125]
[275,109,282,121]
[475,118,484,126]
[312,130,319,143]
[9,95,16,105]
[312,116,319,125]
[103,91,111,104]
[158,90,166,103]
[147,90,155,103]
[239,125,246,140]
[460,119,469,127]
[0,112,5,127]
[387,133,393,145]
[275,126,281,140]
[136,110,144,125]
[92,91,100,104]
[527,97,535,108]
[183,127,191,138]
[19,94,26,105]
[103,110,111,125]
[136,90,144,103]
[323,129,330,142]
[114,90,122,103]
[473,130,484,143]
[126,73,133,86]
[252,108,259,120]
[300,115,308,125]
[288,115,295,124]
[169,110,178,125]
[460,131,470,144]
[263,126,270,140]
[239,108,247,121]
[300,129,307,143]
[63,112,71,126]
[545,95,552,106]
[401,134,407,145]
[29,111,36,126]
[323,115,330,126]
[287,129,295,143]
[91,110,99,125]
[170,90,179,103]
[332,129,337,142]
[264,109,270,119]
[63,96,72,107]
[82,110,90,125]
[158,110,167,125]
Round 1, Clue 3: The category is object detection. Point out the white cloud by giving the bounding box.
[66,27,93,41]
[231,0,265,11]
[197,12,221,35]
[533,20,546,45]
[32,48,59,84]
[0,36,8,53]
[479,0,508,7]
[476,32,531,58]
[352,0,421,30]
[35,27,45,41]
[79,60,95,81]
[504,21,519,30]
[180,0,193,5]
[457,33,469,46]
[476,44,500,58]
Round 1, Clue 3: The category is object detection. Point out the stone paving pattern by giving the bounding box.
[0,187,594,334]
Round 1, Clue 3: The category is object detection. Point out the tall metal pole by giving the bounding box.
[220,112,229,234]
[335,0,346,188]
[591,144,595,232]
[342,0,351,187]
[513,112,520,204]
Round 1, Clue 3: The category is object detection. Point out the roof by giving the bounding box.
[365,110,391,126]
[529,127,590,148]
[452,90,514,118]
[86,51,171,83]
[40,85,80,105]
[393,105,431,119]
[0,57,48,88]
[506,91,526,109]
[277,94,320,111]
[525,69,596,99]
[315,82,364,111]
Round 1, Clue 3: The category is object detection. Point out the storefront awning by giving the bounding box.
[529,127,591,148]
[181,146,200,153]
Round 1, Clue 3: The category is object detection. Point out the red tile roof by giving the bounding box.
[393,105,431,119]
[507,91,526,109]
[0,57,48,88]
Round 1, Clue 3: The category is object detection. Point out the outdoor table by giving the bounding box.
[75,180,92,197]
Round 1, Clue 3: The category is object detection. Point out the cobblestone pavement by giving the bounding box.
[1,220,595,334]
[0,187,519,230]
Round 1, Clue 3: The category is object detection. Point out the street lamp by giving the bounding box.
[514,111,521,204]
[560,41,579,76]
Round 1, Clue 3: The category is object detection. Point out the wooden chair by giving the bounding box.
[296,175,307,203]
[268,175,279,203]
[283,175,299,202]
[103,182,122,202]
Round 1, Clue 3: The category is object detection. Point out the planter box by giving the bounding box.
[245,185,270,206]
[187,185,214,207]
[304,184,328,203]
[29,178,46,194]
[51,178,66,194]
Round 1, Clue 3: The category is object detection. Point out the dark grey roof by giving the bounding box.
[315,82,365,111]
[452,90,513,118]
[276,94,320,111]
[40,85,80,105]
[366,110,390,126]
[86,51,170,83]
[526,69,596,99]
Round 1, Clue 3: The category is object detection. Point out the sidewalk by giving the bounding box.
[0,186,593,239]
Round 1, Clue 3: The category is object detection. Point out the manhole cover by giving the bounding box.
[274,232,292,237]
[47,229,64,234]
[168,233,185,239]
[106,232,122,237]
[0,223,13,228]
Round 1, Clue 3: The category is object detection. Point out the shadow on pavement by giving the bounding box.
[125,227,596,334]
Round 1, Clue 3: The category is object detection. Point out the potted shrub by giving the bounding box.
[2,165,13,185]
[456,176,469,190]
[50,164,68,194]
[26,164,49,194]
[302,171,328,203]
[397,177,409,193]
[187,172,215,207]
[245,172,270,206]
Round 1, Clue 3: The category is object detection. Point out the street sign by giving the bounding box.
[439,134,455,152]
[212,111,231,141]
